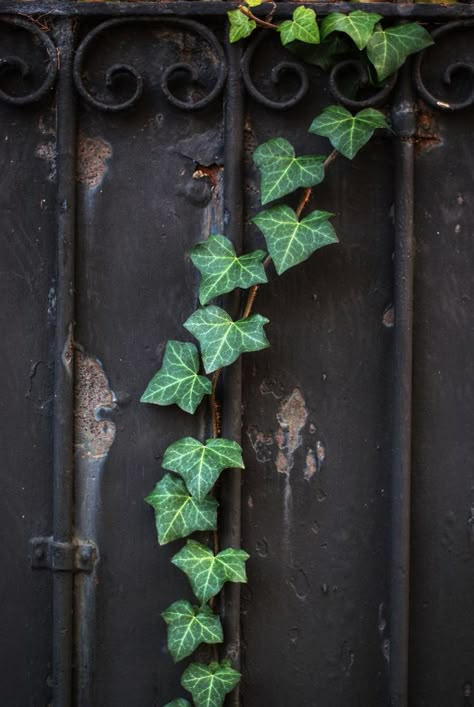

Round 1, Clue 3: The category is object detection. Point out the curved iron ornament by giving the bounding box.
[73,18,227,112]
[329,59,398,110]
[0,17,57,105]
[241,31,309,110]
[414,20,474,111]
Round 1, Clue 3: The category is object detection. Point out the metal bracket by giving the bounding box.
[30,536,96,573]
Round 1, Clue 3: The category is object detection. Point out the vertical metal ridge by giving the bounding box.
[390,60,416,707]
[220,36,244,704]
[52,18,77,707]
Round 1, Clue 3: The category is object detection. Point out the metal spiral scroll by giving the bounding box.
[0,17,57,105]
[73,18,226,112]
[414,21,474,112]
[329,59,398,109]
[241,31,309,110]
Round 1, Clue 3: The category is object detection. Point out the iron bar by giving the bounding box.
[1,2,474,18]
[220,36,244,706]
[52,17,77,707]
[390,60,416,707]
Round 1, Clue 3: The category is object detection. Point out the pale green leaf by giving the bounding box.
[190,235,267,306]
[184,305,269,374]
[253,138,326,205]
[164,700,191,707]
[320,11,381,51]
[181,660,241,707]
[162,600,223,662]
[141,340,211,415]
[163,437,244,502]
[252,205,337,275]
[278,6,320,46]
[309,105,389,160]
[227,10,256,43]
[145,474,217,545]
[367,24,433,82]
[245,0,261,6]
[172,540,249,604]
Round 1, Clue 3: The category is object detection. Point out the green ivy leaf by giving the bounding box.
[162,600,223,663]
[278,6,320,46]
[320,10,381,50]
[163,437,244,502]
[227,10,256,43]
[184,305,269,374]
[309,105,389,160]
[145,474,217,545]
[252,205,337,275]
[141,341,211,415]
[190,235,267,306]
[253,138,326,205]
[367,24,433,82]
[172,540,249,604]
[181,660,241,707]
[164,700,191,707]
[245,0,262,6]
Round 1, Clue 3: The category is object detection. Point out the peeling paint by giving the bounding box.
[304,449,317,480]
[383,304,394,328]
[275,388,308,475]
[247,426,274,464]
[35,141,56,182]
[77,134,112,188]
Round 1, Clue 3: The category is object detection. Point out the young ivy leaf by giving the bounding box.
[181,660,241,707]
[227,10,256,44]
[162,600,223,663]
[172,539,249,605]
[253,205,337,276]
[164,700,191,707]
[190,235,267,306]
[309,105,389,160]
[253,138,326,205]
[367,24,433,82]
[320,10,382,51]
[140,341,211,415]
[278,6,320,46]
[145,474,217,545]
[184,305,269,374]
[163,437,244,502]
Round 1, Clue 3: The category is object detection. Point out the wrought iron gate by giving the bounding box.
[0,2,473,706]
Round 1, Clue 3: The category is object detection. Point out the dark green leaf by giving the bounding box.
[252,205,337,275]
[227,10,256,43]
[287,34,353,71]
[184,305,269,374]
[253,138,326,204]
[367,24,433,82]
[141,340,211,415]
[320,11,381,50]
[181,660,241,707]
[309,105,389,160]
[145,474,217,545]
[172,540,249,604]
[190,235,267,306]
[163,700,191,707]
[163,437,244,501]
[162,600,223,662]
[278,6,320,46]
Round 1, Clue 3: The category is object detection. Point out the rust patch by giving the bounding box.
[275,388,308,475]
[75,350,116,459]
[382,304,394,328]
[192,163,223,189]
[304,449,317,480]
[77,134,112,188]
[415,105,442,154]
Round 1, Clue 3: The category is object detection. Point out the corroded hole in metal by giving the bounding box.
[77,134,112,188]
[276,387,308,475]
[74,350,116,460]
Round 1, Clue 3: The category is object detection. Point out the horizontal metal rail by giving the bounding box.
[0,1,473,18]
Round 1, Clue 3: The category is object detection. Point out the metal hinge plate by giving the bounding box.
[30,536,96,573]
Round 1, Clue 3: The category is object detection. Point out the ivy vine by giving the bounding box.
[141,6,433,706]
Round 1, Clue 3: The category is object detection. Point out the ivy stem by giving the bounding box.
[237,5,279,30]
[296,149,339,218]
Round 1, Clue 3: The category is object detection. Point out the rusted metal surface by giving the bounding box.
[0,7,473,707]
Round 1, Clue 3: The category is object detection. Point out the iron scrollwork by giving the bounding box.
[73,18,227,112]
[329,59,398,110]
[414,20,474,111]
[241,31,309,111]
[0,17,57,106]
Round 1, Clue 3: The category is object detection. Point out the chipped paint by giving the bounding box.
[304,449,317,480]
[35,141,56,182]
[275,388,308,475]
[77,134,112,188]
[383,304,394,328]
[247,426,274,464]
[75,350,116,460]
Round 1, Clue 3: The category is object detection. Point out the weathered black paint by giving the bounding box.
[0,4,473,707]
